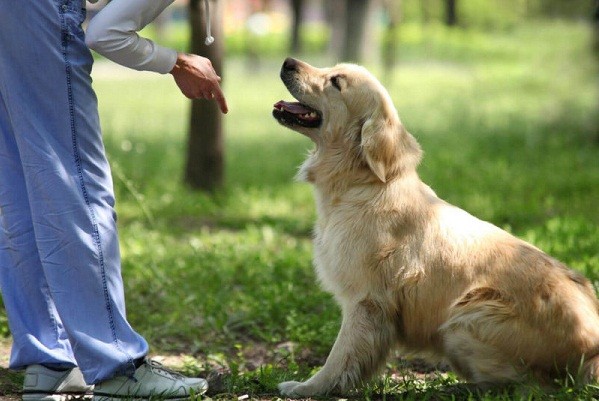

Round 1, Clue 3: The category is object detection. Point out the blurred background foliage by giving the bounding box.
[1,0,598,398]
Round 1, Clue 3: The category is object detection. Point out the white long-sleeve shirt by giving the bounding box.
[85,0,178,74]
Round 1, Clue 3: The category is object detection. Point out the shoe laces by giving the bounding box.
[144,359,187,381]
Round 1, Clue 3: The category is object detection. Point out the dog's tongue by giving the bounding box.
[274,100,313,114]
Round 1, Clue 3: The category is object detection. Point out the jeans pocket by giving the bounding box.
[59,0,86,40]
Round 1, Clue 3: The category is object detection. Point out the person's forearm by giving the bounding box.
[85,0,177,74]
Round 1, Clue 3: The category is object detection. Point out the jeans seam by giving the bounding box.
[42,284,61,354]
[58,1,133,371]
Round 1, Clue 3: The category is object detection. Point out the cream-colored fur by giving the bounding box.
[273,58,599,397]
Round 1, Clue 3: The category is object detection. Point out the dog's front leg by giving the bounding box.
[279,298,394,398]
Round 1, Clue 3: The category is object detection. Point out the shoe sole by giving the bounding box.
[92,394,191,401]
[93,394,204,401]
[23,393,92,401]
[92,387,207,401]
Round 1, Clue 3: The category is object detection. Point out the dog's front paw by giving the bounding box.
[278,380,316,398]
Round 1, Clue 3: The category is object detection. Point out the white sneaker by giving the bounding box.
[22,364,93,401]
[92,359,208,401]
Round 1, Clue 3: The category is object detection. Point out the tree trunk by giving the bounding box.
[593,1,599,143]
[421,0,431,24]
[594,0,599,57]
[185,0,224,191]
[290,0,304,54]
[342,0,370,62]
[445,0,458,26]
[382,0,401,82]
[325,0,346,58]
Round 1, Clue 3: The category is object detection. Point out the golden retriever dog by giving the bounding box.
[272,57,599,397]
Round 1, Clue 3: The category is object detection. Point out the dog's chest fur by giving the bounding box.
[309,180,424,303]
[308,176,511,349]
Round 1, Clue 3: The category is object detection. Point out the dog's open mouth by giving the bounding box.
[273,101,322,128]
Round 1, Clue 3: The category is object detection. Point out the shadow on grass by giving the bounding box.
[0,367,22,399]
[172,214,312,239]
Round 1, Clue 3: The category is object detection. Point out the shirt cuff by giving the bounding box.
[153,46,178,74]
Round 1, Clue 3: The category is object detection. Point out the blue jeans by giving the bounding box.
[0,0,148,384]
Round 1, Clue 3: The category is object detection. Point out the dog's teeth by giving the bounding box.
[301,112,317,119]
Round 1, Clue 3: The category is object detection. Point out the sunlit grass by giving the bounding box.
[99,21,599,400]
[1,20,598,400]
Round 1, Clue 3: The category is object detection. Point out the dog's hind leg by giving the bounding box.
[279,297,396,397]
[442,325,521,385]
[580,353,599,384]
[440,289,523,385]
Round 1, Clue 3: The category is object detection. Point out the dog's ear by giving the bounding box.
[360,116,392,182]
[360,109,421,183]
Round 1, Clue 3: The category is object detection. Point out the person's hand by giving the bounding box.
[170,53,228,114]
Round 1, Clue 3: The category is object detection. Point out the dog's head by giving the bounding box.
[273,58,421,184]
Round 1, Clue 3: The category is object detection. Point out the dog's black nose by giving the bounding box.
[282,57,298,72]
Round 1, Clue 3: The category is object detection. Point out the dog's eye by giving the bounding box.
[330,75,342,91]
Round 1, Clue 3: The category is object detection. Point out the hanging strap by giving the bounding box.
[204,0,214,45]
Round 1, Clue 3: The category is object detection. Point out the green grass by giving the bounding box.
[1,20,599,400]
